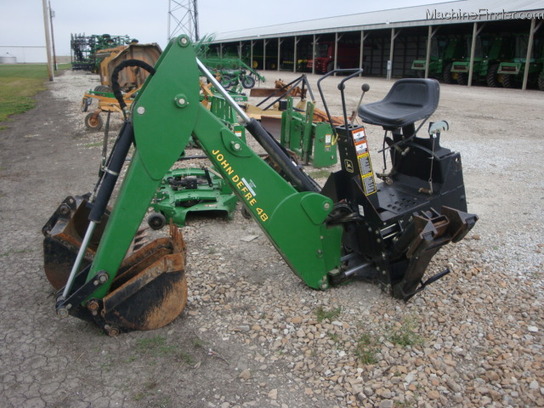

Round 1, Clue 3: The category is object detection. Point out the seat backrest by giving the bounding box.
[358,78,440,129]
[384,78,439,108]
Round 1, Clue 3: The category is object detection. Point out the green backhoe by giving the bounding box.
[43,36,477,335]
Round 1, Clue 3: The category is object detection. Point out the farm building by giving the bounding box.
[208,0,544,90]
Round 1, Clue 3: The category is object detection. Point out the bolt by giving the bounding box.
[58,204,71,216]
[178,36,189,47]
[57,307,69,318]
[136,106,145,115]
[231,141,242,151]
[98,272,108,284]
[323,202,331,210]
[87,300,100,316]
[104,325,120,337]
[174,94,189,108]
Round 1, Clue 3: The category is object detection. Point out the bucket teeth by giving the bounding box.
[131,228,149,252]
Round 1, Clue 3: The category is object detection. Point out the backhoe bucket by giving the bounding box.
[42,195,107,290]
[83,227,187,334]
[43,196,187,334]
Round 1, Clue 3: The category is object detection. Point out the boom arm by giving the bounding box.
[84,35,343,301]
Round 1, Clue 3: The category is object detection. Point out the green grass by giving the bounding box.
[135,336,177,355]
[0,64,69,128]
[133,335,196,365]
[388,317,424,347]
[315,306,342,322]
[355,333,379,364]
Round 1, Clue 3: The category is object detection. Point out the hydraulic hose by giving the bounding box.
[245,118,320,193]
[89,121,134,222]
[111,59,156,112]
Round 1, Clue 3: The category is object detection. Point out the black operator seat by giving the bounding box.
[358,78,440,129]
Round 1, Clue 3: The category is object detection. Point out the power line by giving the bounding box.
[168,0,199,42]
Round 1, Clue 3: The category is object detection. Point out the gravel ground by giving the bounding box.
[0,67,542,408]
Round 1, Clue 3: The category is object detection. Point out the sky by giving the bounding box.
[0,0,450,59]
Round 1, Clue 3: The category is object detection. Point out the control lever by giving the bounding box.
[350,83,370,125]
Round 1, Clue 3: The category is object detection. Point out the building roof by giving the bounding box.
[213,0,544,42]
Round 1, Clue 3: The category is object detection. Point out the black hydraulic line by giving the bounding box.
[111,59,156,112]
[89,121,134,222]
[245,118,320,193]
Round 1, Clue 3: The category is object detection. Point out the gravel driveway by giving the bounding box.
[0,68,542,408]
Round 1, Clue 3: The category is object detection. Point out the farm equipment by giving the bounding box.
[201,57,265,89]
[450,35,514,87]
[71,33,132,71]
[247,74,342,125]
[307,41,361,74]
[81,43,162,131]
[497,35,544,89]
[95,43,162,89]
[411,37,465,83]
[147,167,237,229]
[42,36,477,334]
[280,98,337,168]
[81,86,139,131]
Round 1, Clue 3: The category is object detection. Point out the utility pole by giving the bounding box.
[168,0,199,42]
[41,0,54,80]
[49,1,57,70]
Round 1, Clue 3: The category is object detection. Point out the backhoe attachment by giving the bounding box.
[42,36,477,334]
[42,55,193,334]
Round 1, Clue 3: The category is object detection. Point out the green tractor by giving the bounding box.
[200,56,265,89]
[497,35,544,89]
[450,35,514,87]
[411,36,465,83]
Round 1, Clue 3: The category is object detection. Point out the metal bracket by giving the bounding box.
[56,270,109,317]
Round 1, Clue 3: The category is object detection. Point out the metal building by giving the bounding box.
[208,0,544,90]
